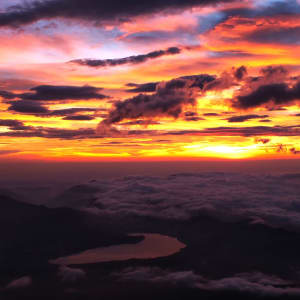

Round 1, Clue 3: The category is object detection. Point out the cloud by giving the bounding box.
[63,115,95,121]
[255,138,271,144]
[3,85,108,121]
[234,82,300,109]
[58,266,86,283]
[203,113,220,117]
[100,74,215,129]
[0,0,233,28]
[229,65,299,109]
[185,116,205,122]
[7,100,99,117]
[2,123,300,140]
[0,119,30,130]
[19,85,108,101]
[0,150,21,155]
[226,114,269,123]
[180,74,216,89]
[221,0,300,24]
[203,70,238,92]
[166,125,300,137]
[0,90,16,99]
[127,74,215,94]
[233,66,247,80]
[71,47,181,68]
[116,267,300,296]
[0,126,96,139]
[50,108,98,116]
[246,26,300,45]
[290,147,300,155]
[101,78,198,126]
[126,82,159,93]
[51,172,300,231]
[116,267,203,288]
[206,273,300,297]
[260,65,289,81]
[6,276,32,289]
[119,120,160,126]
[8,100,50,114]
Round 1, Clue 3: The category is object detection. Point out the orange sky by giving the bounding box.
[0,0,300,161]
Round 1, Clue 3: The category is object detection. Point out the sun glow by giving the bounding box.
[184,144,260,159]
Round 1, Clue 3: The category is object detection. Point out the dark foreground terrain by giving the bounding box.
[2,173,300,299]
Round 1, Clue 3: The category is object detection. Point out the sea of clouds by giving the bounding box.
[42,172,300,231]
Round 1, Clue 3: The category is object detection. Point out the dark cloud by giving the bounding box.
[126,74,214,95]
[5,122,297,140]
[0,126,96,139]
[234,81,300,109]
[226,114,269,123]
[269,107,287,111]
[20,85,108,101]
[185,111,198,117]
[126,82,158,93]
[180,74,216,89]
[231,66,295,109]
[290,147,300,155]
[0,90,16,99]
[185,116,205,122]
[260,65,289,79]
[101,78,197,126]
[50,107,98,116]
[71,47,181,68]
[0,0,233,28]
[63,115,95,121]
[166,125,300,137]
[233,66,247,80]
[119,120,160,126]
[1,85,108,103]
[203,70,237,92]
[203,113,220,117]
[8,100,99,118]
[208,50,253,58]
[8,100,49,114]
[247,26,300,45]
[100,74,216,128]
[221,0,300,22]
[0,119,30,130]
[259,119,271,123]
[256,138,271,144]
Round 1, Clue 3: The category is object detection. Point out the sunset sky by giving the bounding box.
[1,0,300,161]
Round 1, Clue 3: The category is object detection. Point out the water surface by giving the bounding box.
[50,233,186,265]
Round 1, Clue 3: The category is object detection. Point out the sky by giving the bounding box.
[1,0,300,161]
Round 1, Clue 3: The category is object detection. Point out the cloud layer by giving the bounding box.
[49,172,300,231]
[0,0,232,27]
[116,268,300,297]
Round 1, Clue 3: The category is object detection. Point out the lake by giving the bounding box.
[50,233,186,265]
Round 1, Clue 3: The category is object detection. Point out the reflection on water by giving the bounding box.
[50,233,186,265]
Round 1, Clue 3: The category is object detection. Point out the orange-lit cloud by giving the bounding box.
[1,0,300,160]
